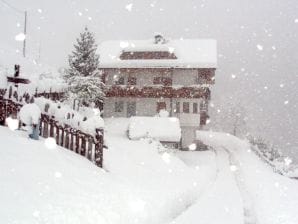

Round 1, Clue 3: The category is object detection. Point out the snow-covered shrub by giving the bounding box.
[248,135,295,175]
[35,97,104,135]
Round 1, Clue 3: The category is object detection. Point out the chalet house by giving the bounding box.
[98,35,217,149]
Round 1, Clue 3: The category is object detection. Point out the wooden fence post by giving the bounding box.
[94,128,104,167]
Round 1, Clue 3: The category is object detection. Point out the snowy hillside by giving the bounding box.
[1,119,298,224]
[174,131,298,224]
[0,121,205,224]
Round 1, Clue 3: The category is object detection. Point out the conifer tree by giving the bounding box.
[65,27,104,107]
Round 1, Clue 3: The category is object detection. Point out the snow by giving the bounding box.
[80,115,105,135]
[0,43,66,93]
[15,33,26,41]
[128,116,181,142]
[186,131,298,224]
[98,38,217,68]
[1,116,298,223]
[34,97,104,135]
[19,103,41,125]
[0,119,203,224]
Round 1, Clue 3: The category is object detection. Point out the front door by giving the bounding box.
[127,102,136,117]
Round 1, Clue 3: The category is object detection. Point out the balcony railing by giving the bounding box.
[106,85,211,99]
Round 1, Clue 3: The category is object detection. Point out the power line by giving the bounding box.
[0,0,24,14]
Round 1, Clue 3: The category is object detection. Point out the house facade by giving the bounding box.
[99,35,217,149]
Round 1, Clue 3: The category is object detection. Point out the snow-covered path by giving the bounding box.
[174,132,298,224]
[175,149,245,224]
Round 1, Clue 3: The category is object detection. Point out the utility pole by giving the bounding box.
[23,10,27,58]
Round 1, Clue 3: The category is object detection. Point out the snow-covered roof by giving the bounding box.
[128,116,181,142]
[98,38,217,69]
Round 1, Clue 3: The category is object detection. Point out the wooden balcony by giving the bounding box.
[106,85,211,99]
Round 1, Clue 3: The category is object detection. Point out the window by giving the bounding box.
[175,102,180,113]
[115,76,125,85]
[156,102,166,112]
[153,77,172,86]
[183,102,190,113]
[115,101,124,112]
[193,103,198,114]
[127,76,137,85]
[200,101,208,112]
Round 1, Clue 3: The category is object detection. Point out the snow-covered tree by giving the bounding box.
[64,27,104,107]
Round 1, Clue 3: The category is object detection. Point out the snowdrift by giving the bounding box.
[0,122,200,224]
[128,116,181,142]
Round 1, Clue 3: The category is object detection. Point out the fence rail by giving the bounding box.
[0,98,104,167]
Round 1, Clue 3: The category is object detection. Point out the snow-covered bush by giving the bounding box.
[35,97,104,135]
[248,135,295,175]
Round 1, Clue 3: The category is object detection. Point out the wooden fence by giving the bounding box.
[0,98,104,167]
[0,88,65,103]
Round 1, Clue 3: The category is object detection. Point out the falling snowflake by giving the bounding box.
[125,3,133,11]
[231,74,236,79]
[15,33,26,41]
[45,137,57,149]
[188,143,197,151]
[284,157,292,166]
[37,9,42,13]
[32,210,40,218]
[256,44,263,51]
[5,117,19,131]
[168,47,175,53]
[284,100,289,105]
[295,18,298,23]
[230,165,238,172]
[78,12,83,16]
[120,41,129,48]
[54,172,62,178]
[161,152,171,164]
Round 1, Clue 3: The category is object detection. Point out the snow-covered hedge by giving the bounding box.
[128,116,181,142]
[34,97,104,135]
[248,136,297,176]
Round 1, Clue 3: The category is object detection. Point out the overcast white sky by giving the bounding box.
[0,0,297,155]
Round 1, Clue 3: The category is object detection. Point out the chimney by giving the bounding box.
[154,34,166,44]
